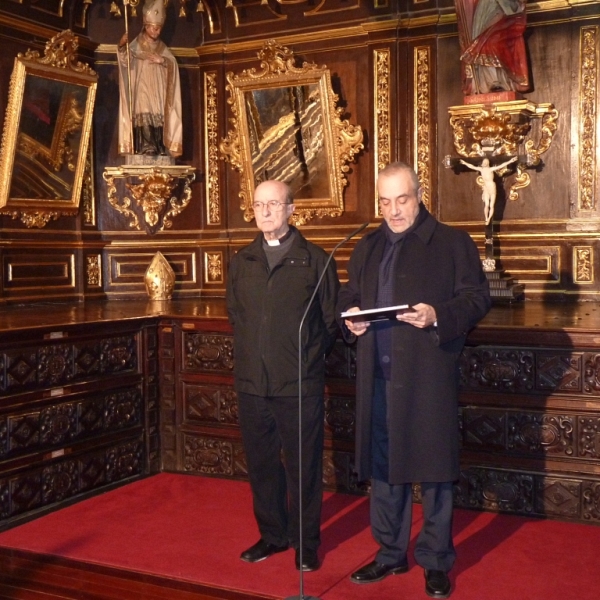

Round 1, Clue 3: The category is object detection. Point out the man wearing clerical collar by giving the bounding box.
[226,180,340,573]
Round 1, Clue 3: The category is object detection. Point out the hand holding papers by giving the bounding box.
[341,304,415,324]
[342,303,435,336]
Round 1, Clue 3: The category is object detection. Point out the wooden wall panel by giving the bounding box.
[1,250,79,301]
[2,4,600,300]
[149,306,600,524]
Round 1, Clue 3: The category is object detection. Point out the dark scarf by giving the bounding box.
[374,206,425,379]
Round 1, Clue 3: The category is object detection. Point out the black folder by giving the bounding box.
[340,304,415,323]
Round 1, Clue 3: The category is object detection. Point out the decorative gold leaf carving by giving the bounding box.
[374,48,391,216]
[86,255,101,287]
[103,165,195,233]
[574,246,593,284]
[578,26,598,212]
[103,171,140,230]
[204,72,221,224]
[20,30,95,76]
[204,251,223,284]
[5,210,60,228]
[448,100,559,202]
[415,46,431,211]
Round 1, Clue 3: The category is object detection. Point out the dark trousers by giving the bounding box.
[370,378,456,571]
[371,479,456,571]
[237,392,324,551]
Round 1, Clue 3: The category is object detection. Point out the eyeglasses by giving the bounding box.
[252,200,290,211]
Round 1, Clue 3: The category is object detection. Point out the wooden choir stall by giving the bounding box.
[1,1,600,598]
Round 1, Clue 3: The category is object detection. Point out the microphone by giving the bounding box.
[330,221,370,257]
[287,222,369,600]
[300,222,370,330]
[299,221,370,368]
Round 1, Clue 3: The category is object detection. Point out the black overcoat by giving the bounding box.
[227,227,340,398]
[337,209,491,484]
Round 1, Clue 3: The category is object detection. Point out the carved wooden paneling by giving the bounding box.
[42,461,78,505]
[462,407,581,458]
[322,449,360,493]
[583,353,600,395]
[579,416,600,458]
[461,346,600,398]
[183,434,238,477]
[158,324,177,471]
[232,442,248,479]
[536,352,582,392]
[183,332,234,373]
[79,452,109,493]
[455,467,600,523]
[1,386,142,459]
[0,437,143,520]
[507,413,574,456]
[582,481,600,522]
[455,468,535,515]
[0,315,154,531]
[73,340,103,377]
[108,438,144,481]
[143,327,160,472]
[324,395,355,441]
[462,409,506,450]
[535,478,581,520]
[460,347,535,393]
[182,382,238,427]
[0,334,138,396]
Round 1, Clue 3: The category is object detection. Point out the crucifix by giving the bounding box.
[445,153,524,300]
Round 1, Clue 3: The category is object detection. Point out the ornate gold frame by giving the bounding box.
[0,30,97,227]
[220,40,363,225]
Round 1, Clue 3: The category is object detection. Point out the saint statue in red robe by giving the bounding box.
[455,0,530,97]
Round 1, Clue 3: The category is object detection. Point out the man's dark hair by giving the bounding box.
[378,161,420,194]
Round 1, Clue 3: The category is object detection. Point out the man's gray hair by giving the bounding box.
[378,162,420,194]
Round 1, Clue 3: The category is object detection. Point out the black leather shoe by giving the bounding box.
[425,569,451,598]
[295,548,320,571]
[350,560,409,584]
[240,539,288,563]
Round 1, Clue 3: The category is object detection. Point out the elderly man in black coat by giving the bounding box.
[337,162,490,598]
[227,180,339,573]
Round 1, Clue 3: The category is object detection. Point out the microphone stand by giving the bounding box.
[286,222,369,600]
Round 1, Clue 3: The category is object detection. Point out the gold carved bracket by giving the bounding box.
[446,100,558,202]
[103,165,196,234]
[3,210,62,228]
[220,39,363,225]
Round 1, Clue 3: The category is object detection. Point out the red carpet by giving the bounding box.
[0,473,598,599]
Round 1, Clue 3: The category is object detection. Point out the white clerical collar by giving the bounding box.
[265,228,293,246]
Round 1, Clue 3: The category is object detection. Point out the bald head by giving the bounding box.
[253,180,295,240]
[254,180,293,204]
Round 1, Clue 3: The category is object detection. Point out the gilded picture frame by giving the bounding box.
[0,30,97,227]
[220,40,363,226]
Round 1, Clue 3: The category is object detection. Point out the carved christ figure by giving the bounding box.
[460,156,517,224]
[455,0,529,96]
[117,0,182,157]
